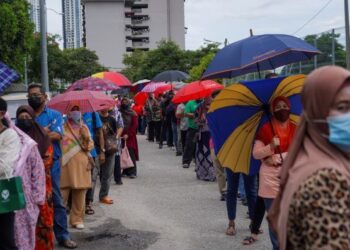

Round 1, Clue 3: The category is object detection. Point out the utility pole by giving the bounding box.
[332,29,336,65]
[345,0,350,69]
[24,56,28,87]
[40,0,49,92]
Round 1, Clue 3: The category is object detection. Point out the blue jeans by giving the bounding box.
[172,122,179,152]
[264,198,279,250]
[51,160,70,242]
[225,169,257,220]
[238,175,246,199]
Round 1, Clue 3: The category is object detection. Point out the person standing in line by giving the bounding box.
[60,105,93,229]
[144,94,161,142]
[269,66,350,249]
[27,84,77,249]
[16,105,55,250]
[93,108,122,204]
[111,106,124,185]
[120,97,139,178]
[182,100,200,168]
[159,92,174,149]
[83,111,105,215]
[0,97,21,250]
[176,102,188,155]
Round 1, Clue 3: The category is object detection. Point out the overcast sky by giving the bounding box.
[47,0,345,50]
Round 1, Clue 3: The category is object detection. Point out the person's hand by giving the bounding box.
[123,134,129,140]
[271,154,282,166]
[43,125,50,133]
[270,137,280,149]
[99,152,106,164]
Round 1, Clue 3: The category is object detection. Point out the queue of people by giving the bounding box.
[0,83,139,250]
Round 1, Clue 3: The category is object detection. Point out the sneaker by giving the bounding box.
[74,224,84,229]
[129,175,136,179]
[115,181,123,185]
[182,164,189,168]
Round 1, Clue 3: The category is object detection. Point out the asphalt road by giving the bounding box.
[58,135,271,250]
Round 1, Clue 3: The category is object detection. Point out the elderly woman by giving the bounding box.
[120,97,139,178]
[61,105,93,229]
[16,105,54,250]
[269,66,350,249]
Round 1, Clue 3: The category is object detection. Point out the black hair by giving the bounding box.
[28,83,45,94]
[0,97,7,112]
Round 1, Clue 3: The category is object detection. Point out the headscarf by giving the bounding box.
[256,96,296,153]
[16,105,51,158]
[120,97,136,130]
[268,66,350,249]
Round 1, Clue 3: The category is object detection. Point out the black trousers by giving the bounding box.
[0,212,17,250]
[182,128,197,165]
[123,148,137,176]
[250,176,265,234]
[148,121,162,142]
[114,154,122,183]
[159,120,173,146]
[181,130,187,153]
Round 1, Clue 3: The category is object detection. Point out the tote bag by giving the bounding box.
[0,176,26,214]
[120,146,134,169]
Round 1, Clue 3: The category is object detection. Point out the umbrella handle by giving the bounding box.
[267,117,284,164]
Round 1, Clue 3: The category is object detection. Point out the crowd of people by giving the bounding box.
[0,83,139,250]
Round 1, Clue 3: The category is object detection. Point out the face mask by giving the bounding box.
[28,96,43,110]
[16,119,33,132]
[274,109,290,122]
[70,111,81,124]
[327,113,350,152]
[120,104,128,109]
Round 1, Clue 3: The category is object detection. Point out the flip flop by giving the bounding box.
[85,204,95,215]
[242,236,258,245]
[59,239,78,249]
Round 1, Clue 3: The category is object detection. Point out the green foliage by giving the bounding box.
[122,40,219,82]
[0,0,34,77]
[188,53,216,82]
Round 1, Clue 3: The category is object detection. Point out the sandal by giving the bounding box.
[226,221,236,236]
[242,236,258,245]
[59,239,77,249]
[85,204,95,215]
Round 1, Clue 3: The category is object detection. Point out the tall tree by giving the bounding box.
[0,0,34,77]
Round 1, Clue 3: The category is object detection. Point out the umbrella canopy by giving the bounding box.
[0,61,20,94]
[172,80,223,104]
[133,92,148,106]
[141,82,167,93]
[133,79,151,86]
[66,77,120,92]
[202,34,320,79]
[48,90,116,114]
[153,82,185,97]
[207,75,305,175]
[152,70,189,82]
[92,71,132,87]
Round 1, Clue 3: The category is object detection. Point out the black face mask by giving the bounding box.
[120,104,128,110]
[28,96,43,110]
[16,119,33,132]
[274,109,290,122]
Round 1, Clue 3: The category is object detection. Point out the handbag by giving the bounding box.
[120,145,134,169]
[104,123,118,155]
[0,176,26,214]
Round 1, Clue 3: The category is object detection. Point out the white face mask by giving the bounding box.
[69,111,81,124]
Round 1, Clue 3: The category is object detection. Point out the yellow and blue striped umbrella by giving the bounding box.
[207,74,305,175]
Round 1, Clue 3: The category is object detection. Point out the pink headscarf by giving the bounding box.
[268,66,350,249]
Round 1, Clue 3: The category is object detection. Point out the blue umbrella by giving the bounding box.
[207,75,305,175]
[202,34,320,79]
[0,61,19,94]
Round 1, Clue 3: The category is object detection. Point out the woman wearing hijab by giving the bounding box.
[243,97,296,248]
[268,66,350,249]
[16,105,54,250]
[61,105,93,229]
[120,97,139,178]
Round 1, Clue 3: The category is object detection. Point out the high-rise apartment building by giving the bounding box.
[82,0,185,70]
[27,0,40,32]
[62,0,83,48]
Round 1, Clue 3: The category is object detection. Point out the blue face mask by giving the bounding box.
[327,112,350,152]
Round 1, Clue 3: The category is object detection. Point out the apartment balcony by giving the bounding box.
[131,15,149,25]
[126,47,149,52]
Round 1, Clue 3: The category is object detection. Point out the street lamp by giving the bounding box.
[40,0,49,92]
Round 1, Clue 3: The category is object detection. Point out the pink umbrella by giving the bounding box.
[66,77,120,92]
[48,90,116,114]
[141,82,168,93]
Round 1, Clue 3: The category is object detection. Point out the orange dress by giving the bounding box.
[35,145,54,250]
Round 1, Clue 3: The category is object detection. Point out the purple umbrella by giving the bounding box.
[66,77,120,92]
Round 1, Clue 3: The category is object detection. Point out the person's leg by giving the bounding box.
[238,174,246,199]
[177,125,182,154]
[155,121,162,142]
[0,212,17,250]
[264,198,279,250]
[70,189,87,226]
[225,169,240,235]
[167,122,173,147]
[90,157,100,202]
[99,154,116,200]
[159,120,167,147]
[114,153,122,184]
[51,160,70,242]
[182,128,196,166]
[148,121,154,141]
[124,148,137,177]
[250,196,266,233]
[181,130,187,153]
[210,149,226,195]
[243,174,258,220]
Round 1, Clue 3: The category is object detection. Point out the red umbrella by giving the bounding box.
[133,92,148,106]
[92,72,132,87]
[172,80,224,104]
[153,84,172,97]
[66,77,120,92]
[48,90,116,114]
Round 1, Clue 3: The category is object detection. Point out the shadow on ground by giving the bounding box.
[57,218,159,250]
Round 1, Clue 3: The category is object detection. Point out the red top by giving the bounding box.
[122,114,139,160]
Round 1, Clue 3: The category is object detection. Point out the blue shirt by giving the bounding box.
[83,112,102,157]
[35,106,64,161]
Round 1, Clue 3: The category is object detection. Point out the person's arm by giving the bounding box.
[0,130,20,177]
[45,112,64,142]
[252,140,274,160]
[29,146,46,206]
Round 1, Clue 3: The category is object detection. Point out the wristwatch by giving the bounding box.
[101,148,106,153]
